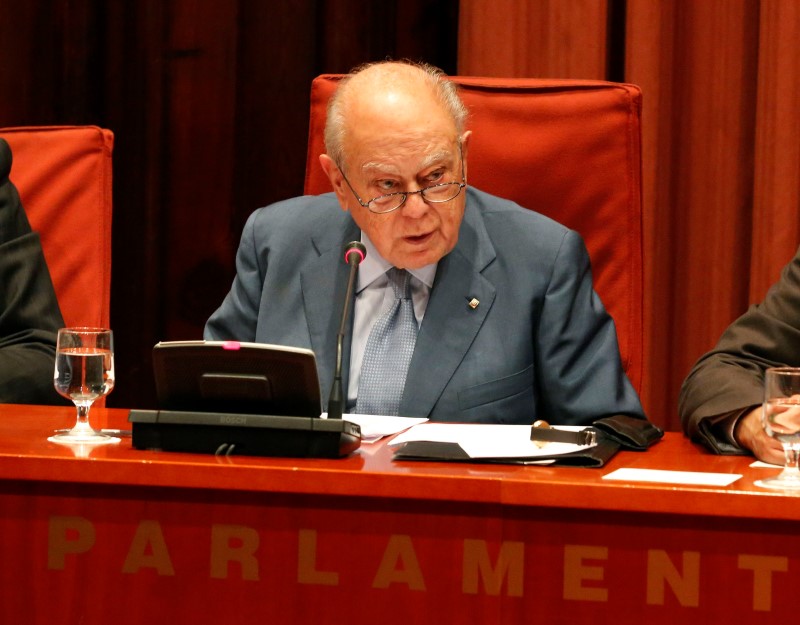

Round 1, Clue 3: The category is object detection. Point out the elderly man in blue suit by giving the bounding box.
[205,60,644,425]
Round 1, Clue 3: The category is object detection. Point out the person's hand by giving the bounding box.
[734,407,786,465]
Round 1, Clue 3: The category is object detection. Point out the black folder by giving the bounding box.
[392,415,662,467]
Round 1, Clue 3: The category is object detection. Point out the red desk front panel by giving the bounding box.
[0,405,795,624]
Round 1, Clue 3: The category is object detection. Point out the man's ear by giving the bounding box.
[319,154,349,211]
[460,130,472,180]
[460,130,472,157]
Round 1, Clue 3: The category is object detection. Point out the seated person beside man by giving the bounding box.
[205,60,645,425]
[0,137,64,404]
[679,247,800,464]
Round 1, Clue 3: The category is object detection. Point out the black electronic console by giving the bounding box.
[129,409,361,458]
[129,340,361,458]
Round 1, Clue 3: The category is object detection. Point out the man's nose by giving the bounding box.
[399,189,429,217]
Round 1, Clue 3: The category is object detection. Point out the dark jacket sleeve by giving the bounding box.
[679,245,800,454]
[0,137,66,404]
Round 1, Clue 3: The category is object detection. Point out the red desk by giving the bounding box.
[0,404,796,624]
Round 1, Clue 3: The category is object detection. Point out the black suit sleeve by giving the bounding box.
[0,137,66,404]
[679,245,800,454]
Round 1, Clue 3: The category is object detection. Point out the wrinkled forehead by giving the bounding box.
[342,93,458,170]
[349,133,460,179]
[360,148,454,175]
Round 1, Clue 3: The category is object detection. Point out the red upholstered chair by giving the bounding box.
[304,76,644,394]
[0,125,114,329]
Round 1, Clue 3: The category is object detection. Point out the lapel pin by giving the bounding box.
[467,297,480,309]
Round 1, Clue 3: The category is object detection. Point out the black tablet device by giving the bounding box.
[151,340,322,416]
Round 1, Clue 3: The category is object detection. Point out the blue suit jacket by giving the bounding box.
[205,187,644,425]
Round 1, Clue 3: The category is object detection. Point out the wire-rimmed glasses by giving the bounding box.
[339,143,466,214]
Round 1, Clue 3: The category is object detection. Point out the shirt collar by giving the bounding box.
[357,232,437,292]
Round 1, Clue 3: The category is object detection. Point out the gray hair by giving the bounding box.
[324,60,468,169]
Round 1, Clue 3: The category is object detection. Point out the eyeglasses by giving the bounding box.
[338,144,466,215]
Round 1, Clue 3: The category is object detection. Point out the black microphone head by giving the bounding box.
[343,241,366,265]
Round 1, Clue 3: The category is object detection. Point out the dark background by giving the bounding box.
[0,0,459,408]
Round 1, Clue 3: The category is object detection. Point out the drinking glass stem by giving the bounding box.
[71,403,95,435]
[781,444,800,479]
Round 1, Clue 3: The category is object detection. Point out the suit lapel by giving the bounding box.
[401,202,497,417]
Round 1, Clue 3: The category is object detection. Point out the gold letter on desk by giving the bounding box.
[462,539,524,597]
[297,529,339,586]
[47,516,95,570]
[646,550,699,607]
[563,545,608,602]
[122,520,175,576]
[210,524,260,581]
[738,554,788,612]
[373,535,426,591]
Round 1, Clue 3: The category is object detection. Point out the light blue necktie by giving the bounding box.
[355,268,418,415]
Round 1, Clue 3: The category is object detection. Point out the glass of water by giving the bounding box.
[49,328,119,446]
[755,367,800,490]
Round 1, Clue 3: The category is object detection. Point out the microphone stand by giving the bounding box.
[327,241,365,420]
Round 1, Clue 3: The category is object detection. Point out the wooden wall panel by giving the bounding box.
[160,1,240,340]
[100,1,169,409]
[750,0,800,300]
[627,0,762,428]
[458,0,609,79]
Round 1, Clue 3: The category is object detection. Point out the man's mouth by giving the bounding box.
[404,232,433,245]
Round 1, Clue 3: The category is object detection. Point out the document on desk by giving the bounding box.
[388,423,599,465]
[603,468,742,486]
[337,414,428,443]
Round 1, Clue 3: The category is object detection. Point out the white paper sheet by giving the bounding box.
[337,414,428,443]
[602,468,742,486]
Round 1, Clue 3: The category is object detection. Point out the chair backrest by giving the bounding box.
[305,75,644,393]
[0,125,114,329]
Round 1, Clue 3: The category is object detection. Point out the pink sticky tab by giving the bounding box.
[222,341,241,350]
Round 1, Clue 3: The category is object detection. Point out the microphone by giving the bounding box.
[327,241,366,420]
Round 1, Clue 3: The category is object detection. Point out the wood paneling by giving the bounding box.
[750,0,800,300]
[458,0,609,79]
[627,0,762,427]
